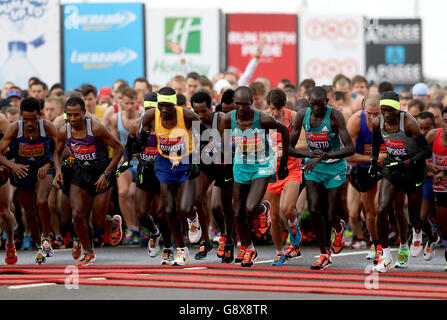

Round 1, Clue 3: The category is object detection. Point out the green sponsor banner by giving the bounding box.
[165,17,201,54]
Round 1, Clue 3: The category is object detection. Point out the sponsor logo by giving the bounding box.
[385,46,405,65]
[64,5,137,31]
[322,126,329,132]
[366,64,422,84]
[18,142,44,158]
[70,48,138,69]
[0,0,47,22]
[365,19,421,44]
[165,17,201,54]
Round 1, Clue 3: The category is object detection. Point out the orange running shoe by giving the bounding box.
[72,239,82,260]
[217,236,226,258]
[234,245,246,263]
[5,244,17,265]
[241,249,258,267]
[258,200,272,235]
[311,251,332,270]
[331,220,345,254]
[374,245,383,266]
[110,215,123,246]
[77,251,96,266]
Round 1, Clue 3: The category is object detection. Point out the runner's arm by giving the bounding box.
[237,38,265,86]
[0,123,21,170]
[288,108,313,159]
[53,125,68,185]
[371,117,381,162]
[405,114,432,167]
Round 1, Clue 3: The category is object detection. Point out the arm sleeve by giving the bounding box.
[372,129,381,159]
[409,134,432,164]
[237,58,259,86]
[123,135,136,163]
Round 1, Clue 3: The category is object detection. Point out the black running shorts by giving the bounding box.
[200,163,234,188]
[70,162,115,197]
[349,165,382,193]
[382,159,426,194]
[136,162,160,194]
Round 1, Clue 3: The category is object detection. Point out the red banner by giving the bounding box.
[227,14,298,87]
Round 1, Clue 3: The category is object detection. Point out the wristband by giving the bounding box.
[103,172,111,180]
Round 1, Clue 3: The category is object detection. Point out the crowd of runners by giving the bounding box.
[1,45,447,273]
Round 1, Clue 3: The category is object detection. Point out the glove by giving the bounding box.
[186,164,200,180]
[368,159,380,178]
[385,160,404,174]
[278,163,289,180]
[116,161,132,177]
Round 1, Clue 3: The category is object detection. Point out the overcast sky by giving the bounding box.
[63,0,446,82]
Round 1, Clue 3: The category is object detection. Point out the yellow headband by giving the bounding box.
[144,101,157,109]
[63,112,67,120]
[380,99,400,110]
[157,94,177,105]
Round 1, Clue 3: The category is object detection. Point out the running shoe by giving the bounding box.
[366,244,376,260]
[331,220,345,254]
[110,215,123,246]
[172,247,191,266]
[424,236,440,261]
[222,243,234,264]
[148,233,161,258]
[187,214,202,244]
[311,251,332,270]
[53,235,65,249]
[35,248,46,265]
[194,241,213,260]
[373,255,394,273]
[284,244,302,260]
[289,222,302,247]
[41,237,54,257]
[217,236,226,258]
[5,244,18,265]
[132,231,140,245]
[271,252,286,266]
[72,239,82,260]
[161,248,175,265]
[21,235,32,250]
[241,249,258,267]
[258,200,272,235]
[123,229,133,245]
[395,248,410,268]
[234,245,246,263]
[77,251,96,266]
[410,230,423,257]
[374,245,383,266]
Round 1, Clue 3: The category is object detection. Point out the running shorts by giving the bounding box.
[423,178,435,202]
[349,165,382,193]
[70,162,115,197]
[304,160,346,190]
[154,154,191,185]
[10,162,48,191]
[382,159,426,195]
[435,192,447,207]
[200,163,234,188]
[136,162,160,194]
[233,161,276,185]
[266,166,302,194]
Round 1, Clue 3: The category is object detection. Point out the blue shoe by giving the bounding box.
[289,223,302,247]
[271,252,286,266]
[21,235,33,250]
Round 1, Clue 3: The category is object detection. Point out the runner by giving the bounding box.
[288,86,355,270]
[139,87,201,266]
[0,112,17,264]
[123,92,173,263]
[221,86,290,267]
[346,92,387,263]
[263,88,303,266]
[0,97,58,264]
[53,96,124,266]
[190,91,234,261]
[371,92,432,273]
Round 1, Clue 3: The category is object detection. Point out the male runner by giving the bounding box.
[221,86,290,267]
[0,97,58,264]
[263,88,303,266]
[54,97,124,266]
[288,86,355,270]
[190,91,234,261]
[123,92,173,263]
[371,92,432,273]
[0,113,17,264]
[139,87,201,266]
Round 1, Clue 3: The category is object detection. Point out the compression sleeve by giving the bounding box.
[372,129,381,160]
[124,135,136,163]
[409,134,433,164]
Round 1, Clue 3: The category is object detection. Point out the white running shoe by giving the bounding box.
[423,236,440,261]
[187,214,202,244]
[41,237,54,257]
[352,240,367,249]
[172,247,191,266]
[373,256,394,273]
[161,248,175,265]
[148,233,161,258]
[410,229,423,257]
[366,245,376,260]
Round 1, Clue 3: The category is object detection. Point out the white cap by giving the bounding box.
[214,79,231,95]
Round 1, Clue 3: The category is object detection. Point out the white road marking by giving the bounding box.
[8,283,57,290]
[313,249,399,258]
[184,267,208,270]
[88,278,107,280]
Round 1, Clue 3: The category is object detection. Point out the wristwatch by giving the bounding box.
[322,152,329,160]
[103,172,111,180]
